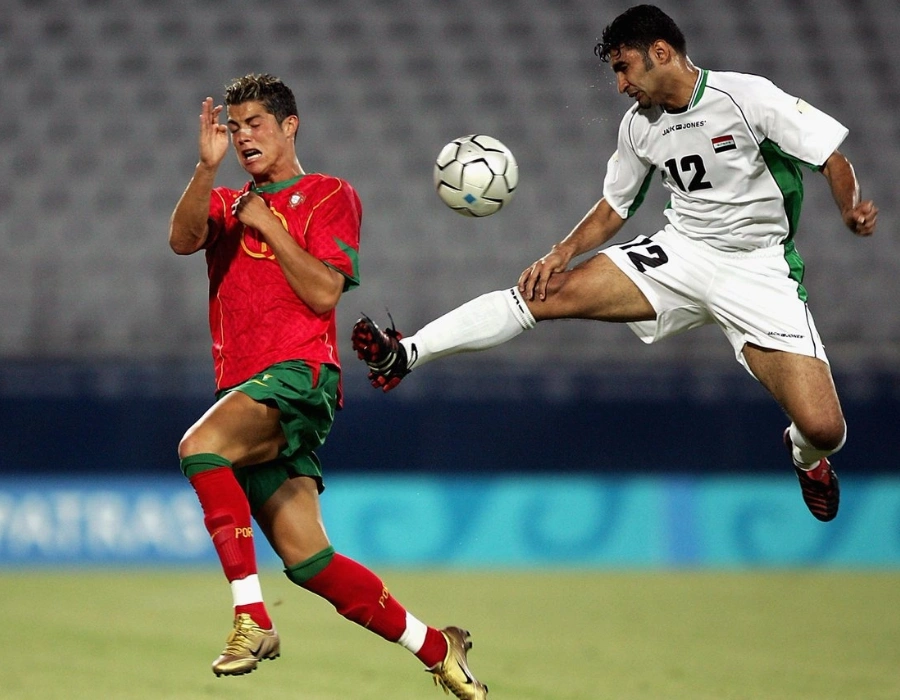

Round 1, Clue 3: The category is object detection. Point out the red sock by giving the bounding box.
[417,627,450,668]
[235,601,271,629]
[189,465,271,628]
[300,553,447,666]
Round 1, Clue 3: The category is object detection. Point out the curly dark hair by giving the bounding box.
[224,73,298,124]
[594,5,687,63]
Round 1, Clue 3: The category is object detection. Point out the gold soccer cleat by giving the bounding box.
[211,613,281,677]
[428,626,489,700]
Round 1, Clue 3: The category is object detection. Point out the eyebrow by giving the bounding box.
[226,113,263,127]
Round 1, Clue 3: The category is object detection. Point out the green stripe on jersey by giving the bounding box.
[628,166,657,218]
[783,240,809,302]
[758,139,816,244]
[689,69,709,109]
[758,139,817,302]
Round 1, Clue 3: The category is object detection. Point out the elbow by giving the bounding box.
[168,224,205,255]
[307,291,342,316]
[304,281,344,316]
[169,239,196,256]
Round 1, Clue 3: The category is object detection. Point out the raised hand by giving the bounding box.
[198,96,230,169]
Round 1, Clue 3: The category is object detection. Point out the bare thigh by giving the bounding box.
[742,344,845,449]
[178,390,287,466]
[254,475,331,568]
[526,252,657,322]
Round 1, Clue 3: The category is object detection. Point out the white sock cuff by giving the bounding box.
[231,574,264,606]
[396,612,428,653]
[789,421,847,466]
[505,287,536,329]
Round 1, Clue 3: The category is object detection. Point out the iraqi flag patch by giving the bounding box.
[712,135,736,153]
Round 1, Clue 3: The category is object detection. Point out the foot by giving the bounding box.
[427,626,489,700]
[212,613,281,677]
[783,428,840,522]
[351,315,413,392]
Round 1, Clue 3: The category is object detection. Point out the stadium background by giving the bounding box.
[1,0,899,569]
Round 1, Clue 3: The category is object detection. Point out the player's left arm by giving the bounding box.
[231,191,345,314]
[821,150,877,237]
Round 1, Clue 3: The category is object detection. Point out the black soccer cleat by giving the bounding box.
[351,315,413,392]
[784,427,840,522]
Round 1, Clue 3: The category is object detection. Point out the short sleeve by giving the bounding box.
[304,178,362,290]
[207,187,238,247]
[745,78,848,169]
[603,109,656,219]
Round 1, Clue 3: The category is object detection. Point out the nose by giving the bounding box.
[616,73,628,94]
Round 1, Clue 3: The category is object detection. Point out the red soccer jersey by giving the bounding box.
[204,173,361,394]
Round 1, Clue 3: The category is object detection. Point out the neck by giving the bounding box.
[253,155,304,187]
[659,57,700,111]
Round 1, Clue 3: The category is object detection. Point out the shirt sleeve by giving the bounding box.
[207,187,238,247]
[603,108,656,219]
[745,78,848,169]
[304,178,362,290]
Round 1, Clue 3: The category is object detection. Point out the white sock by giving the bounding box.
[788,422,846,468]
[401,287,536,370]
[231,574,264,606]
[396,612,428,653]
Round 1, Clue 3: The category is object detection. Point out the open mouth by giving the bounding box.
[242,148,262,162]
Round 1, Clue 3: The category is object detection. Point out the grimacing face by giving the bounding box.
[226,100,298,182]
[609,46,660,110]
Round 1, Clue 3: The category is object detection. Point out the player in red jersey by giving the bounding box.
[168,74,487,699]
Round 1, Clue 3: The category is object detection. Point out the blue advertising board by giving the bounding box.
[1,475,898,568]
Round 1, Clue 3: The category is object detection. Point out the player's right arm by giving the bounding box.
[520,109,645,300]
[518,198,625,300]
[169,97,230,255]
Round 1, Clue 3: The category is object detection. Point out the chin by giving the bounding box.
[242,162,267,178]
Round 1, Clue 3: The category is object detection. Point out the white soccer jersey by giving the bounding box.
[603,69,848,252]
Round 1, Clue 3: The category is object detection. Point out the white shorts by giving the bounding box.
[602,227,828,376]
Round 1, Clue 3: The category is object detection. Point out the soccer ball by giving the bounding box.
[433,134,518,217]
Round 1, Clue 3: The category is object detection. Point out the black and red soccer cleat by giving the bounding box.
[351,315,413,392]
[784,427,840,522]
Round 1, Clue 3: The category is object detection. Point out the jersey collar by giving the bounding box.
[688,68,708,109]
[250,174,305,195]
[661,68,707,114]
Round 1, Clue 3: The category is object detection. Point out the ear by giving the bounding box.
[282,114,299,140]
[649,40,674,65]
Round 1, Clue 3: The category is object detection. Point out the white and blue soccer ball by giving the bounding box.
[433,134,518,217]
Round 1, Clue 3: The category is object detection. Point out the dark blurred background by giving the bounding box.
[1,0,897,479]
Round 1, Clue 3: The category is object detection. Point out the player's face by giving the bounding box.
[226,101,298,183]
[609,46,659,109]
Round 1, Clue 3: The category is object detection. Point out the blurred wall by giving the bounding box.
[1,0,897,475]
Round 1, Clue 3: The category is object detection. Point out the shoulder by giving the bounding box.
[212,185,241,199]
[302,173,358,198]
[210,186,240,213]
[618,103,663,144]
[704,69,783,101]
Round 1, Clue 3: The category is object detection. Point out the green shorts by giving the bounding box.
[219,360,339,512]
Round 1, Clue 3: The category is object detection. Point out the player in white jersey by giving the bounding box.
[352,4,877,522]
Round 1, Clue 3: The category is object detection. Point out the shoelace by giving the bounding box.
[223,617,257,655]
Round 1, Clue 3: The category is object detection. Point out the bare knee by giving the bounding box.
[795,417,847,451]
[178,429,208,460]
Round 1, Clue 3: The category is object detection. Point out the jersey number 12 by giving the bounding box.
[664,154,713,192]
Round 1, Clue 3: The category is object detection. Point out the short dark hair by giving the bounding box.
[594,5,687,63]
[224,73,298,124]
